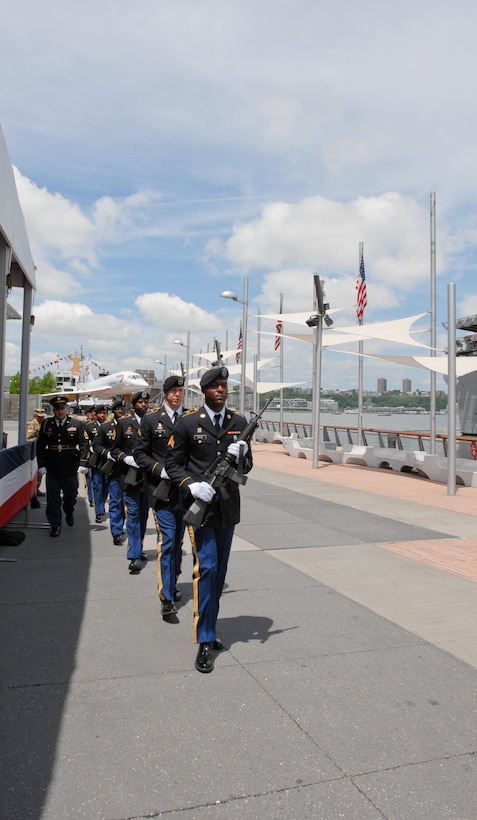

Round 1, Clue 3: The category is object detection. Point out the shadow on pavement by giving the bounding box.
[0,497,91,820]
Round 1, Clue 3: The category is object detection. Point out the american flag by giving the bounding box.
[356,251,367,322]
[235,325,243,363]
[274,302,283,350]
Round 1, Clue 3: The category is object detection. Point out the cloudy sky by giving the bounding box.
[3,0,477,392]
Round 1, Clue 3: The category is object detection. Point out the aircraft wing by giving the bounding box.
[41,384,114,399]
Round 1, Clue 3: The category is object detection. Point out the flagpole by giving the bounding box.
[430,193,437,454]
[447,283,456,496]
[278,293,284,435]
[357,242,364,445]
[255,311,261,414]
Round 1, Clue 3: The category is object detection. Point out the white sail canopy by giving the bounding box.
[327,313,433,349]
[356,353,477,377]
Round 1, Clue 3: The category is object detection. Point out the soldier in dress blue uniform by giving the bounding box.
[135,375,186,617]
[37,396,90,537]
[110,391,150,574]
[165,366,253,673]
[84,404,108,523]
[92,399,126,545]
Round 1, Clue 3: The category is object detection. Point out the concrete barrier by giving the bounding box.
[412,452,477,487]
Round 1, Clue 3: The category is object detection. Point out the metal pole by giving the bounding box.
[240,276,249,415]
[447,283,456,496]
[357,242,364,445]
[311,275,322,469]
[18,282,33,444]
[312,315,323,469]
[185,331,190,408]
[255,311,261,415]
[0,239,12,449]
[279,293,284,436]
[430,193,437,454]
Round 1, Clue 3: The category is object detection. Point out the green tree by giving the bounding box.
[8,370,57,394]
[9,372,21,393]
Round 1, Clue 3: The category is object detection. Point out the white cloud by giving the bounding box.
[33,260,82,299]
[32,301,142,351]
[13,167,97,265]
[135,292,222,333]
[208,192,435,325]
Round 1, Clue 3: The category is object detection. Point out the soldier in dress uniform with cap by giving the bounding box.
[135,375,187,616]
[110,390,150,574]
[165,366,253,673]
[36,396,90,537]
[93,399,127,545]
[84,404,108,523]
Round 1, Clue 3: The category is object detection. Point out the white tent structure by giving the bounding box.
[352,353,477,377]
[0,125,36,445]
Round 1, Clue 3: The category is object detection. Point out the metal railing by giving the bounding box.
[257,420,477,459]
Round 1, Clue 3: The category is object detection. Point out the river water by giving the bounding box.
[263,410,452,434]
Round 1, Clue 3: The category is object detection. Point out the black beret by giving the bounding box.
[131,390,150,405]
[94,404,106,413]
[50,395,69,408]
[200,366,229,392]
[112,399,126,411]
[163,375,185,393]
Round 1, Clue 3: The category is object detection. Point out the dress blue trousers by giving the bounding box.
[92,468,107,515]
[108,477,124,537]
[124,488,149,559]
[46,473,79,528]
[86,471,93,504]
[189,525,234,644]
[153,508,185,602]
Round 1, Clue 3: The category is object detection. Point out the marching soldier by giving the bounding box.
[37,396,90,537]
[110,391,150,574]
[165,367,253,673]
[27,407,47,507]
[92,399,126,545]
[84,404,109,523]
[135,375,186,617]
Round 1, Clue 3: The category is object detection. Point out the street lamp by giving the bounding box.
[174,332,190,406]
[220,276,248,414]
[155,357,168,384]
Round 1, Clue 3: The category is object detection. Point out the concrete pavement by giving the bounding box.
[1,441,477,818]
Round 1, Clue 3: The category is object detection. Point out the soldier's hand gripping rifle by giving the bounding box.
[183,397,273,527]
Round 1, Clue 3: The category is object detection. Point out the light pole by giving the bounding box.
[155,357,168,385]
[174,332,190,406]
[220,275,249,414]
[306,274,333,469]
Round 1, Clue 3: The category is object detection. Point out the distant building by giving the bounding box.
[402,377,412,393]
[136,369,156,385]
[377,377,387,394]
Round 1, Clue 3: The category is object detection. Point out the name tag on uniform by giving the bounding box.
[193,434,207,443]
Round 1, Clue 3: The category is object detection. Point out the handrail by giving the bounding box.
[257,419,477,459]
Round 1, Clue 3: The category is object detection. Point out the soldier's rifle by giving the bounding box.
[183,397,273,528]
